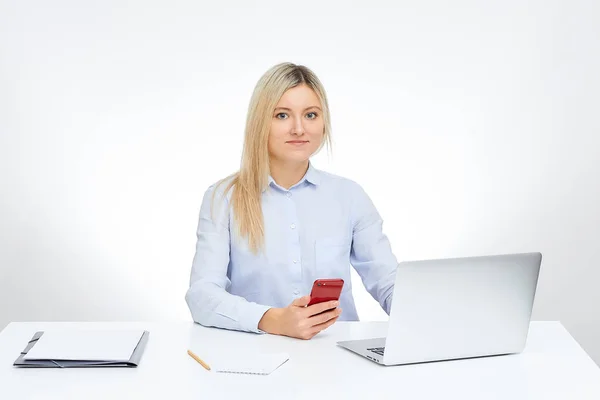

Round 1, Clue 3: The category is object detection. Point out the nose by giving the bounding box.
[291,117,305,136]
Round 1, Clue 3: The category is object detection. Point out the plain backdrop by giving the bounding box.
[1,0,598,364]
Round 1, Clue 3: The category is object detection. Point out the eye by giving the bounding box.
[275,112,288,120]
[306,112,318,119]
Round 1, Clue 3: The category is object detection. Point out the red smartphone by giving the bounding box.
[307,278,344,307]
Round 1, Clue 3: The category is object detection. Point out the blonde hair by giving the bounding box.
[214,62,332,253]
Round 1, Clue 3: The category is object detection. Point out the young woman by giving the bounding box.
[185,62,399,340]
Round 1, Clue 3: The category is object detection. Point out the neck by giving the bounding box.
[269,159,310,190]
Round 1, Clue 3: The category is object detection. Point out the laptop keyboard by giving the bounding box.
[367,347,385,356]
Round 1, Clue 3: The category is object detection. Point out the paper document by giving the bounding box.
[24,329,145,361]
[212,352,289,375]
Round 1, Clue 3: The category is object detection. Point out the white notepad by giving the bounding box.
[24,330,145,361]
[212,352,290,375]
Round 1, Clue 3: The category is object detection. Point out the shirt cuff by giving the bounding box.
[384,293,394,315]
[239,302,272,334]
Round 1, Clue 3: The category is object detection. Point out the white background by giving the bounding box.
[1,0,598,365]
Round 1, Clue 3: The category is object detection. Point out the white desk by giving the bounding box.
[1,321,599,399]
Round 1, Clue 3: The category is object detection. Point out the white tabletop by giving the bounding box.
[1,321,599,399]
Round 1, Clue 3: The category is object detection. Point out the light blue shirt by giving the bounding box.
[185,163,399,333]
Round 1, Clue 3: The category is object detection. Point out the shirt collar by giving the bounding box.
[265,161,322,192]
[303,161,321,186]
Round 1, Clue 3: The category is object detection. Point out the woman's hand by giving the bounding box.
[258,295,342,340]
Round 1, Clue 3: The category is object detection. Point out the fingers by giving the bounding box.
[305,300,340,317]
[292,307,342,340]
[285,298,341,340]
[291,295,311,307]
[313,314,339,333]
[308,307,342,326]
[301,315,340,340]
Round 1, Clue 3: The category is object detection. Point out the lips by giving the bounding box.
[286,141,308,144]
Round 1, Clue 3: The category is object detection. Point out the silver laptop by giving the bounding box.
[337,252,542,366]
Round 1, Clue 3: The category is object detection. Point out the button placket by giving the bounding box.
[284,189,302,294]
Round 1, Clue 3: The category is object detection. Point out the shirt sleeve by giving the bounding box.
[184,183,271,333]
[349,182,399,314]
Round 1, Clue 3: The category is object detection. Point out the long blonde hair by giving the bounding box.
[214,62,332,253]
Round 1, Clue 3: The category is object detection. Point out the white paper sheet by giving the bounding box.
[24,329,145,361]
[211,352,290,375]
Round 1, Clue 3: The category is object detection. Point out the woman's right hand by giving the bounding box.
[258,295,342,340]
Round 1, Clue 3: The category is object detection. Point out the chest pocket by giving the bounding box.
[314,237,352,288]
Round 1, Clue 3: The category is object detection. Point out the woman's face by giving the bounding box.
[268,84,324,165]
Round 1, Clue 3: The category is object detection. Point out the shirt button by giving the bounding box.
[293,259,297,264]
[290,223,296,229]
[286,192,292,198]
[293,290,299,295]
